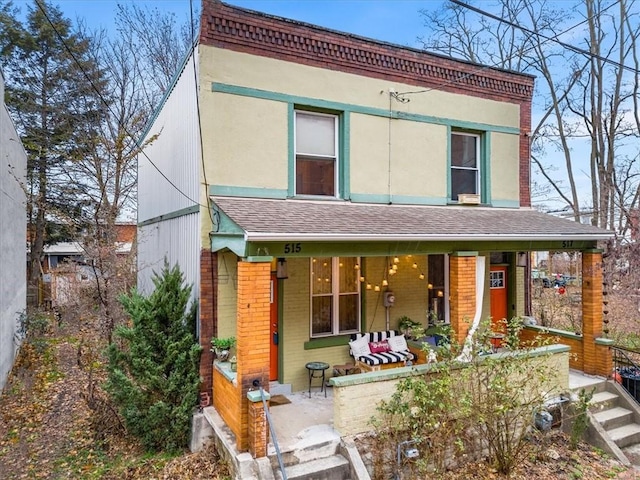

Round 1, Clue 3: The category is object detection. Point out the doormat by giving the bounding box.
[269,394,291,406]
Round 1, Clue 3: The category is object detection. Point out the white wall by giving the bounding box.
[0,71,27,392]
[137,49,201,299]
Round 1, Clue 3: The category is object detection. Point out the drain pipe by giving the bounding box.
[253,379,287,480]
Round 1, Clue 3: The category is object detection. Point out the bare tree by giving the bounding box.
[66,4,197,341]
[420,0,640,234]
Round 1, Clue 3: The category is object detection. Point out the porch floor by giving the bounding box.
[268,386,335,453]
[257,370,609,457]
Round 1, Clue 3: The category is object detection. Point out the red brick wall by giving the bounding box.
[200,250,218,399]
[200,1,533,102]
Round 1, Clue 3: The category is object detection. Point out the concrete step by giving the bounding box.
[593,406,634,430]
[274,454,350,480]
[607,423,640,449]
[590,391,620,412]
[269,424,341,468]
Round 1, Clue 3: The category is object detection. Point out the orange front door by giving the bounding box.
[489,266,508,333]
[270,275,279,381]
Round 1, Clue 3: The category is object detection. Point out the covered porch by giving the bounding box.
[207,196,613,457]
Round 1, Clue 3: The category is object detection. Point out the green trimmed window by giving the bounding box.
[295,111,339,197]
[310,257,360,337]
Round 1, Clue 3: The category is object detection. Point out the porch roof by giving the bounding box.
[211,196,613,243]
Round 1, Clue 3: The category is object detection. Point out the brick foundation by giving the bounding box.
[200,249,217,401]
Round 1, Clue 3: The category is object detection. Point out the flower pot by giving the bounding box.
[215,348,230,362]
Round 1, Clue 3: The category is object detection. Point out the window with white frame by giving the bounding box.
[451,132,480,201]
[310,257,360,337]
[295,111,338,197]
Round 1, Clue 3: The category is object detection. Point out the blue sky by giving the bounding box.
[53,0,431,48]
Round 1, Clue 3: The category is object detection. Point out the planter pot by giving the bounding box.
[215,348,230,362]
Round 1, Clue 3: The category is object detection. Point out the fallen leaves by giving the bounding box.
[0,309,230,479]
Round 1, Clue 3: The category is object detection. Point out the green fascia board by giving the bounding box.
[138,204,200,227]
[211,235,246,256]
[211,83,521,134]
[210,205,248,255]
[210,185,288,199]
[244,240,598,258]
[482,132,491,204]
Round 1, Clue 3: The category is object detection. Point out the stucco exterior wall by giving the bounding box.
[490,132,521,204]
[206,93,288,192]
[199,46,522,211]
[0,72,27,392]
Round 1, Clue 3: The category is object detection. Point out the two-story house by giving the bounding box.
[137,0,612,459]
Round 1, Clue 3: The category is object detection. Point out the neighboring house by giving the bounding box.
[38,223,136,307]
[137,1,613,458]
[0,70,27,392]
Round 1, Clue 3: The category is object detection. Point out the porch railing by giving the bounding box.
[612,345,640,405]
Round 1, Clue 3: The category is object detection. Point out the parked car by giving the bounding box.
[532,270,551,288]
[553,275,567,288]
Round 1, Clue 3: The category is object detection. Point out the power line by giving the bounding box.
[398,0,623,97]
[33,0,205,210]
[451,0,638,75]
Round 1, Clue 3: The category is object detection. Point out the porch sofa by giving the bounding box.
[349,330,415,372]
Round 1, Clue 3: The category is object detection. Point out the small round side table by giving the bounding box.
[305,361,329,398]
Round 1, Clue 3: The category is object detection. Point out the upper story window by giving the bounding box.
[295,111,338,197]
[310,257,360,337]
[451,132,480,202]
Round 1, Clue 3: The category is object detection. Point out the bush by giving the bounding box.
[106,262,202,452]
[372,318,559,477]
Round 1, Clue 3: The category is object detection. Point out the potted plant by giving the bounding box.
[397,316,422,339]
[211,336,236,362]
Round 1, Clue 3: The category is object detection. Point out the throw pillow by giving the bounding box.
[387,334,408,352]
[369,340,391,354]
[349,335,371,357]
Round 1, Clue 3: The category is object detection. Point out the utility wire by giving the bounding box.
[451,0,637,74]
[398,0,622,97]
[190,0,216,226]
[34,0,205,210]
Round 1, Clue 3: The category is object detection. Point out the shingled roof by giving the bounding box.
[212,197,612,242]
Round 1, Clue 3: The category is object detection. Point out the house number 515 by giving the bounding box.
[284,243,302,254]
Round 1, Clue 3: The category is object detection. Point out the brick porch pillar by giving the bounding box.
[236,258,271,452]
[582,250,610,376]
[449,252,477,345]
